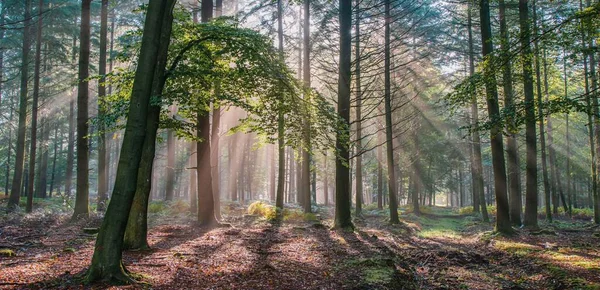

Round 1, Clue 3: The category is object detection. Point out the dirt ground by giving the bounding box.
[1,204,599,289]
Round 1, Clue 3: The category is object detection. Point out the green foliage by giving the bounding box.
[148,201,167,214]
[247,201,277,220]
[0,249,15,257]
[458,205,496,216]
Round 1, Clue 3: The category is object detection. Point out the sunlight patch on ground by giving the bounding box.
[493,240,541,256]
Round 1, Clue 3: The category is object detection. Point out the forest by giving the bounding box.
[0,0,599,288]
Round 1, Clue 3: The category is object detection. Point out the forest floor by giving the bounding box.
[1,198,600,289]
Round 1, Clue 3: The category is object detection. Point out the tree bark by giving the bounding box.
[499,0,521,226]
[86,0,176,283]
[275,0,285,211]
[519,0,537,228]
[479,0,512,234]
[334,0,353,229]
[73,0,92,219]
[197,0,218,226]
[384,0,400,224]
[302,0,312,214]
[533,0,552,223]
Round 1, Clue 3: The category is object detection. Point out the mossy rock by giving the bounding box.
[0,248,15,257]
[63,247,76,253]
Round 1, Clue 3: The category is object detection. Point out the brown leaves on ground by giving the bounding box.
[0,207,599,289]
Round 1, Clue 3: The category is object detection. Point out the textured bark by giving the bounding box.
[412,128,421,215]
[275,0,285,211]
[354,0,362,216]
[302,0,312,214]
[499,0,522,226]
[377,130,383,209]
[334,0,353,229]
[8,0,31,210]
[588,0,600,224]
[519,0,537,228]
[123,0,174,250]
[49,123,60,196]
[86,0,175,283]
[26,0,44,212]
[467,2,487,220]
[97,0,109,212]
[196,0,218,226]
[479,0,512,234]
[533,0,552,222]
[384,0,400,224]
[73,0,92,219]
[166,128,175,201]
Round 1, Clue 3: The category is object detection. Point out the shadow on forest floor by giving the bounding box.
[1,204,599,289]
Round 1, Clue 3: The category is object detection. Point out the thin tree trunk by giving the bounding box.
[301,0,312,213]
[479,0,511,233]
[275,0,286,211]
[519,0,537,228]
[26,0,44,212]
[73,0,92,219]
[97,0,109,211]
[8,0,31,210]
[533,0,552,222]
[467,2,486,220]
[384,0,400,224]
[500,0,521,226]
[49,123,60,197]
[354,0,362,216]
[377,129,383,209]
[334,0,353,229]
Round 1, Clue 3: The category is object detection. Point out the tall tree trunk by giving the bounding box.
[38,119,49,198]
[86,0,176,283]
[467,2,487,220]
[499,0,521,226]
[49,123,60,196]
[27,0,44,211]
[412,127,421,215]
[97,0,109,211]
[384,0,400,224]
[166,126,175,201]
[533,0,552,222]
[354,0,362,216]
[588,0,600,224]
[302,0,312,214]
[8,0,31,210]
[123,0,175,250]
[479,0,512,233]
[275,0,285,211]
[377,129,383,209]
[190,141,197,213]
[519,0,538,228]
[197,0,218,226]
[334,0,353,229]
[5,93,14,196]
[564,51,572,216]
[269,144,275,201]
[324,152,329,205]
[73,0,92,219]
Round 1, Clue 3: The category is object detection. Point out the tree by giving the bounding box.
[97,0,109,211]
[86,0,177,282]
[467,1,488,221]
[8,0,32,210]
[334,0,354,230]
[384,0,400,225]
[275,0,286,212]
[354,0,363,216]
[479,0,512,234]
[196,0,218,227]
[73,0,91,220]
[302,0,312,214]
[26,0,44,213]
[498,0,521,227]
[519,0,538,228]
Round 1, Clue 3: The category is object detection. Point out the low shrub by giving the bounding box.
[247,201,277,220]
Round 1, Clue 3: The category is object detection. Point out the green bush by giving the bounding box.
[458,205,496,216]
[148,201,167,214]
[247,201,277,220]
[363,203,381,211]
[167,200,190,215]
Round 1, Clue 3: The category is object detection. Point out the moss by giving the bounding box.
[148,201,166,214]
[0,248,15,257]
[63,247,76,253]
[342,257,414,288]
